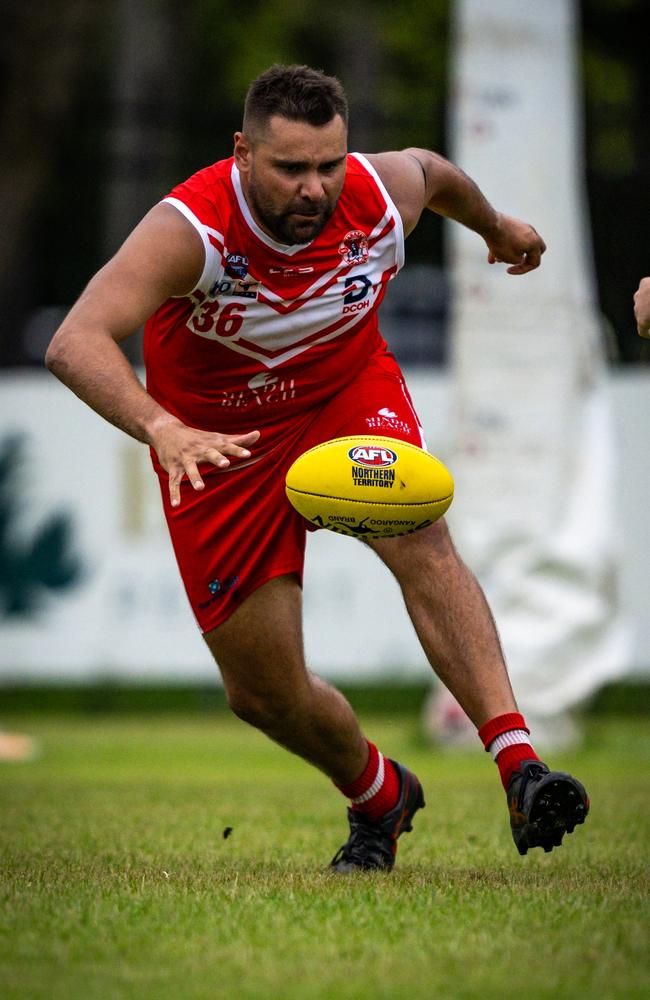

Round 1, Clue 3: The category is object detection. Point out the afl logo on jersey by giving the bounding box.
[348,445,398,467]
[339,230,369,265]
[225,253,249,279]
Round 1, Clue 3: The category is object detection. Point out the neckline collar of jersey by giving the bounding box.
[231,162,317,257]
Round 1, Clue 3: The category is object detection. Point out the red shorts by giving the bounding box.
[157,350,426,633]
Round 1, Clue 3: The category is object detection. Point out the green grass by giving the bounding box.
[1,712,649,999]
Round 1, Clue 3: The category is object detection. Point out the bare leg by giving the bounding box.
[204,574,368,785]
[369,519,517,728]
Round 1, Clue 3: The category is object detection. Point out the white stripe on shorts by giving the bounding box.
[398,377,427,449]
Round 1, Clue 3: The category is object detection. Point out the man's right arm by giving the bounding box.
[45,203,259,507]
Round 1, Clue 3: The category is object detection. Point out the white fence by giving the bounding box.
[0,369,648,682]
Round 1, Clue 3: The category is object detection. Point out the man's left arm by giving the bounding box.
[367,148,546,275]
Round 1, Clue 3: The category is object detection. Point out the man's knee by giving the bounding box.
[224,679,304,731]
[225,686,271,728]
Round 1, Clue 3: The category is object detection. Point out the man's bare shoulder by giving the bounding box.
[364,150,426,181]
[99,202,206,308]
[363,151,428,235]
[59,203,207,343]
[123,202,205,292]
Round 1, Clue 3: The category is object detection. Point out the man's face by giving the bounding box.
[234,114,348,245]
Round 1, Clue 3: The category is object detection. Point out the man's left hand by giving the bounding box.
[483,213,547,275]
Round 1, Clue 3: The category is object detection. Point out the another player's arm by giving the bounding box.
[633,277,650,339]
[367,149,546,274]
[45,203,259,507]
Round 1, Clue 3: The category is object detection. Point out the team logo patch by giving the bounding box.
[225,253,249,279]
[209,276,259,299]
[338,230,369,265]
[198,575,240,611]
[348,445,398,468]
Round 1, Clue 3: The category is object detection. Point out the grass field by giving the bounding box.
[1,710,649,999]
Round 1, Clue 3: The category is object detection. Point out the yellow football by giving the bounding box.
[285,435,454,538]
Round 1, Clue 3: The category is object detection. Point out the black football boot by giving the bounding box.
[330,761,425,873]
[507,760,589,856]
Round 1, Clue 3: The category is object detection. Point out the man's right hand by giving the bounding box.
[634,277,650,339]
[147,414,261,507]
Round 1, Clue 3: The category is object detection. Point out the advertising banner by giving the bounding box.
[0,372,449,682]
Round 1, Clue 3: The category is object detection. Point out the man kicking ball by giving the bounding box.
[46,64,589,870]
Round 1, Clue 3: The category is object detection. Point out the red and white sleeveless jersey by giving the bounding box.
[144,153,404,434]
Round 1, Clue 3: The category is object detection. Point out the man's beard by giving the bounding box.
[247,176,335,245]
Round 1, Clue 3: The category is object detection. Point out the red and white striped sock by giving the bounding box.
[478,712,541,790]
[336,741,400,822]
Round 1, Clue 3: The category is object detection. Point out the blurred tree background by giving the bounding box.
[0,0,647,366]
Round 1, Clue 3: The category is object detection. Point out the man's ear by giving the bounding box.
[233,131,252,172]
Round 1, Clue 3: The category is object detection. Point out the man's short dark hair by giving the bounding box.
[243,64,348,139]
